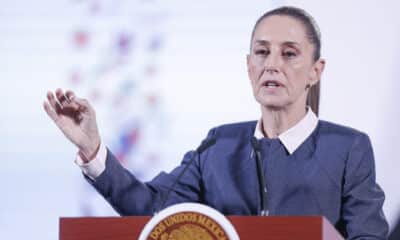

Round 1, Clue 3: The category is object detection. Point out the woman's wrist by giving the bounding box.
[79,138,101,163]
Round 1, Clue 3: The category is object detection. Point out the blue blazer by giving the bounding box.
[88,120,388,239]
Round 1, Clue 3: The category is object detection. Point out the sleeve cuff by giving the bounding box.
[75,141,107,180]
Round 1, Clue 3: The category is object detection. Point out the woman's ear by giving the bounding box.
[309,58,326,86]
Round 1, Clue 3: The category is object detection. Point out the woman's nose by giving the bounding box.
[263,52,281,73]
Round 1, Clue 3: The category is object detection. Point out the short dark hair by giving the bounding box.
[250,6,322,115]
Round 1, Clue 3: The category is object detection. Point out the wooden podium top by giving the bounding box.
[60,216,343,240]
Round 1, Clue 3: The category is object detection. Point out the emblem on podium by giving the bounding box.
[139,203,239,240]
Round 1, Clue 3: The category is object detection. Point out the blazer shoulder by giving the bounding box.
[314,120,372,158]
[310,120,374,186]
[317,120,369,140]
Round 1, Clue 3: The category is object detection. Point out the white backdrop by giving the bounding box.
[1,0,399,239]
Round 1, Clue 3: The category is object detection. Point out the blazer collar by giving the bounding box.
[254,108,319,154]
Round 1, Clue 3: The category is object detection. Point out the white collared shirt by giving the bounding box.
[254,108,319,154]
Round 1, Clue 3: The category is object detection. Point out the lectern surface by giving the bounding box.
[60,216,344,240]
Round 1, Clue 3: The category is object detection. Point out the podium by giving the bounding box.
[59,216,344,239]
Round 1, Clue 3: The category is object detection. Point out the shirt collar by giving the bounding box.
[254,108,319,154]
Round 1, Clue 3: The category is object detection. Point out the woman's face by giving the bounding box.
[247,15,325,111]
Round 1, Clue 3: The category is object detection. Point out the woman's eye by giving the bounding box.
[255,49,269,55]
[283,51,297,58]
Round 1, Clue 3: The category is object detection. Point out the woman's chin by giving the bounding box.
[256,98,287,110]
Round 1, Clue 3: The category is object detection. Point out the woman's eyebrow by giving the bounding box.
[254,40,270,46]
[254,40,300,47]
[282,41,300,47]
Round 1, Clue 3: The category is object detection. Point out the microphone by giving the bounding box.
[251,137,268,216]
[196,138,216,153]
[155,138,217,214]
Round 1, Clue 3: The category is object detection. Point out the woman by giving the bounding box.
[44,6,388,239]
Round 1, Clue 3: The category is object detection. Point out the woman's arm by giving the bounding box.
[341,133,388,239]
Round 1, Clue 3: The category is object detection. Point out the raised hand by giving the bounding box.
[43,89,101,162]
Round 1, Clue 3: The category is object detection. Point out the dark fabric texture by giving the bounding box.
[86,120,388,239]
[389,216,400,240]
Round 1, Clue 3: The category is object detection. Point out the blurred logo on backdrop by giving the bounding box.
[66,0,169,216]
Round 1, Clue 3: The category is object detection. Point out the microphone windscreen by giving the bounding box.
[196,138,216,153]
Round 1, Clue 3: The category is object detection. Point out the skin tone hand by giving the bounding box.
[43,89,101,162]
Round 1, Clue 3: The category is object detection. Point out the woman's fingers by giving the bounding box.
[65,90,75,101]
[72,97,91,113]
[45,89,92,123]
[55,88,70,107]
[43,101,59,122]
[55,89,82,111]
[46,91,62,113]
[65,90,88,111]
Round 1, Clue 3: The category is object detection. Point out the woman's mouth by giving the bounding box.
[262,80,283,88]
